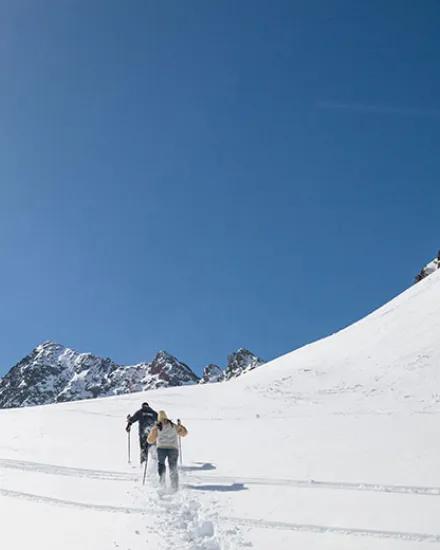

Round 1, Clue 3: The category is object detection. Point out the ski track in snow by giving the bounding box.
[190,474,440,497]
[224,516,440,544]
[0,486,146,514]
[2,457,440,497]
[0,456,245,549]
[2,485,440,545]
[0,483,245,550]
[0,457,137,481]
[5,456,440,546]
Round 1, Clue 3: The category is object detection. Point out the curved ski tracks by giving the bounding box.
[1,486,440,544]
[0,457,137,481]
[225,516,440,544]
[2,457,440,497]
[0,486,146,514]
[2,457,440,544]
[191,473,440,497]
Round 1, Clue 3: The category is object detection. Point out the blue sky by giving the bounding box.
[1,1,439,376]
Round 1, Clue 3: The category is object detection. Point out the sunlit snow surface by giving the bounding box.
[2,271,440,549]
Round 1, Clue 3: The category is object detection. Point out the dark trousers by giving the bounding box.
[157,447,179,489]
[139,433,151,463]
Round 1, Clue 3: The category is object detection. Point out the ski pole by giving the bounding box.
[143,443,149,485]
[178,419,183,466]
[142,455,148,485]
[127,415,131,464]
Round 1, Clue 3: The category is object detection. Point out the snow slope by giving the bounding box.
[2,271,440,549]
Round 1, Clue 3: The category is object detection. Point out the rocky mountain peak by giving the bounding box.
[0,343,200,409]
[414,250,440,283]
[200,364,224,384]
[199,349,266,384]
[149,350,200,386]
[224,348,266,381]
[0,342,265,409]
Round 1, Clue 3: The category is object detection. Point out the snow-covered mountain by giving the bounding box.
[3,269,440,550]
[414,250,440,282]
[223,348,265,380]
[0,342,200,409]
[200,349,266,384]
[200,364,223,384]
[0,343,265,409]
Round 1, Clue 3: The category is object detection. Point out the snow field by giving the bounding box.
[2,271,440,548]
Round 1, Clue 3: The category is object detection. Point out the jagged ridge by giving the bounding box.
[0,343,199,409]
[200,364,224,384]
[0,343,265,409]
[200,349,266,383]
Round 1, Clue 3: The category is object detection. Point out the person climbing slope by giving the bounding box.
[147,410,188,491]
[126,402,158,464]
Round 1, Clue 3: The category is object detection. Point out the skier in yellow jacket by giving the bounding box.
[147,410,188,490]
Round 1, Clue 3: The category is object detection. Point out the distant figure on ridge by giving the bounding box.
[126,402,158,464]
[147,410,188,491]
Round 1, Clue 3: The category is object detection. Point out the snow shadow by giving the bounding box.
[186,482,248,492]
[180,462,217,472]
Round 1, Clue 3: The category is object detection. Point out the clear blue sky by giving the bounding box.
[1,1,439,376]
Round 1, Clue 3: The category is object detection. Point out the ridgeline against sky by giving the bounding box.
[1,1,439,376]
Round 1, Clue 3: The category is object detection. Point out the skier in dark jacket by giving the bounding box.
[126,402,158,463]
